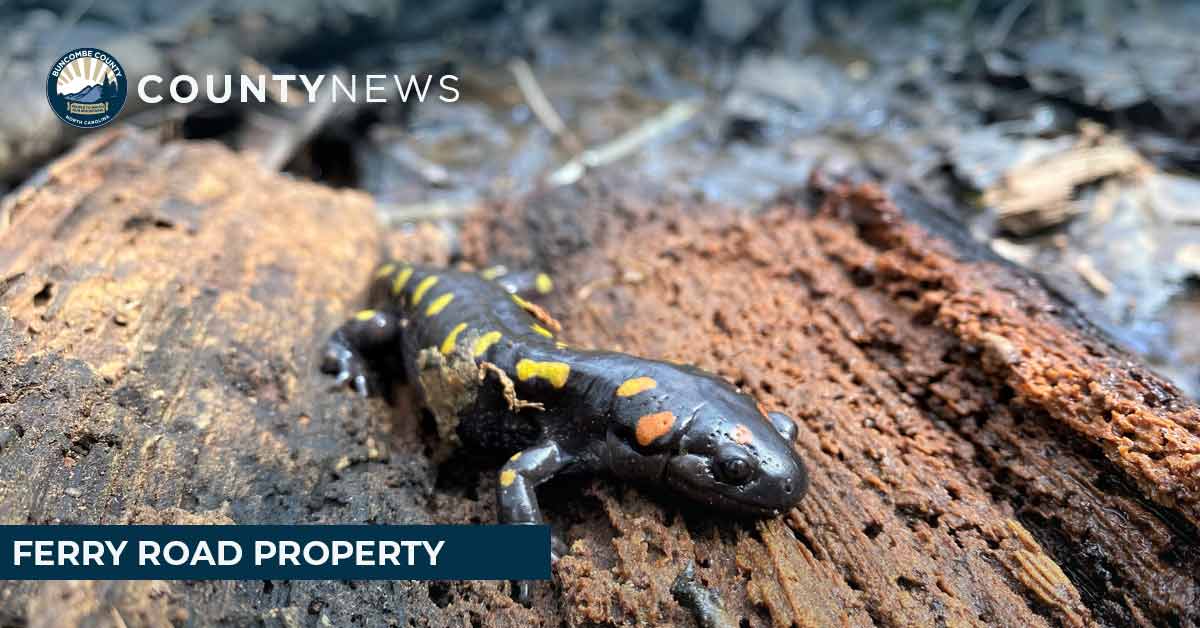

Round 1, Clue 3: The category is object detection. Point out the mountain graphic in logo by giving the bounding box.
[63,83,106,103]
[46,47,127,129]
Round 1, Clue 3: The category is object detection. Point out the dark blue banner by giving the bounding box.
[0,525,549,580]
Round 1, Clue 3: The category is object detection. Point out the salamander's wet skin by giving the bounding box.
[322,262,809,602]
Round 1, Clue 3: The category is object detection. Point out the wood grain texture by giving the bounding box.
[462,179,1200,627]
[1,133,1197,627]
[0,129,445,626]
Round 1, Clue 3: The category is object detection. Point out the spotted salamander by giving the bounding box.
[322,262,809,599]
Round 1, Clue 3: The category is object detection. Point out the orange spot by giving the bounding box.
[512,294,563,333]
[732,423,753,445]
[635,411,675,447]
[757,402,769,417]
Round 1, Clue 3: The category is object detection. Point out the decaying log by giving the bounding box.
[1,130,1198,627]
[0,128,455,626]
[462,178,1200,627]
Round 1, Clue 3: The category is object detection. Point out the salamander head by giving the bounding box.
[606,365,809,517]
[664,396,809,516]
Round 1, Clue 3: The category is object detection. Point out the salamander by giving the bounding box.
[322,262,809,600]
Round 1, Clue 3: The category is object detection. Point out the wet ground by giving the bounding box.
[299,2,1200,398]
[3,2,1197,394]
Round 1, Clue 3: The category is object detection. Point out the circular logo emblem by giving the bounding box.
[46,47,128,129]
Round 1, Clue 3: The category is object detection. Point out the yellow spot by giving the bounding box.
[530,324,553,338]
[516,359,570,388]
[473,331,502,357]
[636,411,676,447]
[480,265,507,280]
[535,273,553,294]
[510,451,522,462]
[425,293,455,316]
[440,322,468,354]
[391,267,414,295]
[375,263,396,278]
[411,276,438,305]
[512,294,532,309]
[555,341,569,349]
[616,376,657,397]
[354,309,376,321]
[733,423,753,445]
[499,469,517,488]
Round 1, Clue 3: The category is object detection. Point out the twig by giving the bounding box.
[988,0,1034,48]
[1073,255,1114,296]
[372,132,451,187]
[236,69,352,171]
[984,135,1149,235]
[378,200,478,225]
[548,100,703,187]
[479,362,544,412]
[509,58,580,152]
[255,92,340,171]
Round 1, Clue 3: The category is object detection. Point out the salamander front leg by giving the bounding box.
[497,440,570,605]
[321,309,403,396]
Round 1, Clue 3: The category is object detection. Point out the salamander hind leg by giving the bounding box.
[497,440,570,605]
[321,309,403,396]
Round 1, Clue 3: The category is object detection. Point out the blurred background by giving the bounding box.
[3,0,1198,398]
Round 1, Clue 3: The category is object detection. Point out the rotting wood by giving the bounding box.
[462,177,1200,627]
[0,129,462,626]
[2,131,1198,627]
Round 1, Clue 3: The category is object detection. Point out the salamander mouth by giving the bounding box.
[677,482,784,516]
[707,493,783,517]
[664,463,788,517]
[664,452,805,517]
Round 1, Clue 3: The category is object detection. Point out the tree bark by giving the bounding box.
[1,131,1196,627]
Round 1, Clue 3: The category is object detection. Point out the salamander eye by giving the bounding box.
[715,446,756,485]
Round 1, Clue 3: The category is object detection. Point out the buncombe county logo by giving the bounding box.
[46,47,127,129]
